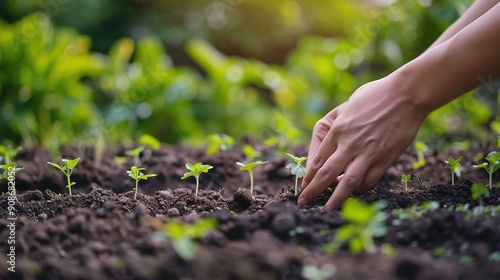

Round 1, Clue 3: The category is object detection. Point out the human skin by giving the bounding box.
[298,1,500,210]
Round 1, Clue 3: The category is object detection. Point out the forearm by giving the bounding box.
[428,0,500,49]
[393,3,500,114]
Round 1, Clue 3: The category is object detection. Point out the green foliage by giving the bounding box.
[393,201,440,220]
[162,218,218,261]
[401,174,411,192]
[206,134,234,156]
[334,199,388,254]
[139,134,161,151]
[473,151,500,189]
[242,144,262,161]
[127,166,157,200]
[285,153,307,195]
[125,146,144,167]
[471,183,490,207]
[47,158,80,195]
[412,141,428,169]
[0,145,21,164]
[445,156,463,185]
[181,162,213,198]
[301,264,336,280]
[236,161,268,195]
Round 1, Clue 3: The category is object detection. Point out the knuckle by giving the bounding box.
[310,154,325,169]
[342,175,361,189]
[313,119,331,134]
[317,165,333,178]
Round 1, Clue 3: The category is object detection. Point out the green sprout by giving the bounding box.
[0,162,24,196]
[333,198,388,254]
[473,151,500,189]
[0,145,21,164]
[471,183,490,208]
[401,174,411,192]
[127,166,157,200]
[206,134,234,156]
[285,153,307,195]
[139,133,161,159]
[160,218,218,261]
[412,141,428,169]
[236,160,268,195]
[125,146,144,166]
[47,158,80,195]
[242,144,262,161]
[445,156,463,185]
[181,162,213,198]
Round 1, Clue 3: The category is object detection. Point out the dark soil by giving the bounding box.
[1,141,500,280]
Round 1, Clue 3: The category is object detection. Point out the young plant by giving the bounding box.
[445,156,463,185]
[139,133,161,160]
[47,158,80,195]
[471,183,490,208]
[206,134,234,156]
[0,145,21,164]
[401,174,411,192]
[236,161,268,195]
[412,141,428,169]
[285,153,307,195]
[0,162,24,196]
[127,166,157,200]
[242,144,262,161]
[473,151,500,189]
[125,146,144,166]
[181,162,213,198]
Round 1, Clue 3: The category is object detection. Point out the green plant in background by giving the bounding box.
[47,158,81,195]
[0,145,21,165]
[301,264,336,280]
[242,144,262,161]
[181,162,213,198]
[265,112,302,151]
[471,183,490,208]
[0,162,24,196]
[127,166,157,200]
[125,146,144,167]
[445,156,463,185]
[412,141,428,169]
[401,174,411,192]
[206,134,234,156]
[473,151,500,189]
[236,161,268,195]
[285,153,308,195]
[333,199,388,254]
[139,133,161,160]
[160,218,218,261]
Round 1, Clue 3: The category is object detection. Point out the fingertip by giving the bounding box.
[297,197,309,206]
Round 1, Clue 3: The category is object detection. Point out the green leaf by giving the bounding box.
[286,162,307,178]
[341,198,377,224]
[125,146,144,157]
[401,174,411,182]
[471,183,490,200]
[47,162,64,171]
[172,237,196,261]
[62,158,80,169]
[284,153,307,165]
[242,144,262,161]
[181,162,213,180]
[236,161,268,171]
[139,134,161,150]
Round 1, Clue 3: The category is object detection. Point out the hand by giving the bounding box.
[298,77,427,210]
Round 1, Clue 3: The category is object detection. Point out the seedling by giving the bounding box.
[125,146,144,166]
[0,145,21,164]
[0,162,23,197]
[333,198,388,253]
[473,151,500,189]
[181,162,213,198]
[412,141,428,169]
[471,183,490,208]
[285,152,307,195]
[242,144,262,161]
[445,156,462,185]
[271,111,301,152]
[206,134,234,155]
[139,133,161,159]
[127,166,157,200]
[236,160,268,195]
[401,174,411,192]
[47,158,80,195]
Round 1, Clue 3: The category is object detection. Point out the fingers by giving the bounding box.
[305,108,341,171]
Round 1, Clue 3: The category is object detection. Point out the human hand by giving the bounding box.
[298,77,427,210]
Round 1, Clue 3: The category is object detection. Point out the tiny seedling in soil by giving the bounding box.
[236,160,268,195]
[412,141,428,169]
[206,134,234,155]
[242,144,262,161]
[47,158,80,195]
[0,162,24,196]
[445,156,463,185]
[473,151,500,189]
[181,162,213,198]
[125,146,144,166]
[401,174,411,192]
[127,166,157,200]
[285,153,307,195]
[0,145,21,164]
[471,183,490,208]
[139,133,161,160]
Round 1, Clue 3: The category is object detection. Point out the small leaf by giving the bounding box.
[139,134,161,150]
[236,161,268,171]
[47,162,64,171]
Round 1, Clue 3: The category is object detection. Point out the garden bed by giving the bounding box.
[1,140,500,280]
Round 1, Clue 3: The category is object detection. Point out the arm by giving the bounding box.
[299,3,500,210]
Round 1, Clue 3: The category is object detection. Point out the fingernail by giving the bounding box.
[298,198,308,206]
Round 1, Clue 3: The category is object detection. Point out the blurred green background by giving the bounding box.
[0,0,497,150]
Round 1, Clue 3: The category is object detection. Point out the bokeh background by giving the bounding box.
[1,0,498,152]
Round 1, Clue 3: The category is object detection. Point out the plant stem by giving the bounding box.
[294,175,299,196]
[489,171,493,189]
[134,179,139,200]
[66,174,72,196]
[195,175,200,198]
[451,172,454,186]
[249,171,254,195]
